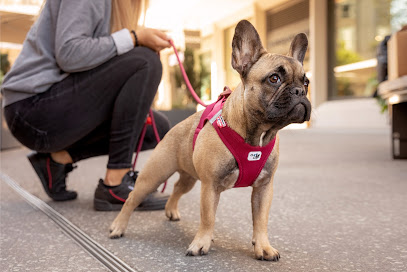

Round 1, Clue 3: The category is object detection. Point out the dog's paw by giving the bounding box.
[253,242,280,261]
[186,236,212,256]
[165,208,181,221]
[109,220,126,239]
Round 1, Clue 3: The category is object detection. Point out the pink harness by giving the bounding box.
[193,87,276,188]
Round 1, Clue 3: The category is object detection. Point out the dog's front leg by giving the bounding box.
[186,182,220,256]
[109,186,149,239]
[251,179,280,261]
[109,177,160,239]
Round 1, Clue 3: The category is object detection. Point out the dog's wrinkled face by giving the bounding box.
[232,20,311,129]
[247,54,311,128]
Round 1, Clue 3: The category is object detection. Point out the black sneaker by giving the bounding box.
[27,152,77,201]
[94,170,169,211]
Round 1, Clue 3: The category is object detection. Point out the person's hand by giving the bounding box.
[136,28,171,52]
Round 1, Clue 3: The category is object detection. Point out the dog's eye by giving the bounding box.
[269,74,280,84]
[304,77,309,87]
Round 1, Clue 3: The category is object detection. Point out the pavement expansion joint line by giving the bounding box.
[0,173,138,272]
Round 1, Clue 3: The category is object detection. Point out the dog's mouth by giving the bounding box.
[289,101,311,123]
[265,95,311,125]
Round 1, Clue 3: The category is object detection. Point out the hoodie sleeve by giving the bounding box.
[54,0,134,73]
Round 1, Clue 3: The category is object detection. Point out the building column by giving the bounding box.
[310,0,329,108]
[156,51,172,110]
[211,23,226,100]
[253,2,267,47]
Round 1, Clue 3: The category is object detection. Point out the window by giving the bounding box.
[329,0,407,99]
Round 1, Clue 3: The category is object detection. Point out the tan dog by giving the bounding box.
[109,20,311,261]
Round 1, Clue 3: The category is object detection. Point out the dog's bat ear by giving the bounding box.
[232,20,266,78]
[288,33,308,65]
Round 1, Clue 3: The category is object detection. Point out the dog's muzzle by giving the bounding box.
[292,99,311,123]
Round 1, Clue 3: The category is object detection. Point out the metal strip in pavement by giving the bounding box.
[0,173,138,272]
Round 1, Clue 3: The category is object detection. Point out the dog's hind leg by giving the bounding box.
[165,171,197,221]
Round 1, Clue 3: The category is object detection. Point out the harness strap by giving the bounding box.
[193,87,276,188]
[193,87,231,150]
[212,125,276,187]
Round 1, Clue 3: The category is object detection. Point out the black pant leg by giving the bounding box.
[4,47,167,168]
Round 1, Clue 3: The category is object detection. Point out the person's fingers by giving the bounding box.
[155,30,170,41]
[139,28,172,52]
[154,37,171,49]
[154,30,171,48]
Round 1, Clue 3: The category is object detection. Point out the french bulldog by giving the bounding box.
[109,19,311,261]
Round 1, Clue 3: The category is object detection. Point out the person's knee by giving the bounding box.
[143,47,162,70]
[130,47,162,84]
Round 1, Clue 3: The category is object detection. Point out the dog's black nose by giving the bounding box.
[290,88,305,97]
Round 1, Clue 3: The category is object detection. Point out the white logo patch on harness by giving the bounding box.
[248,151,262,161]
[216,115,227,128]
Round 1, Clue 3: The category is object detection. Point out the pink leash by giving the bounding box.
[169,40,208,107]
[132,41,205,192]
[132,109,166,192]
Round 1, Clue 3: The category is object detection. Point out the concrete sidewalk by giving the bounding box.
[1,128,406,271]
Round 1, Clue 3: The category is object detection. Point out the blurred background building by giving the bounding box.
[1,0,407,127]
